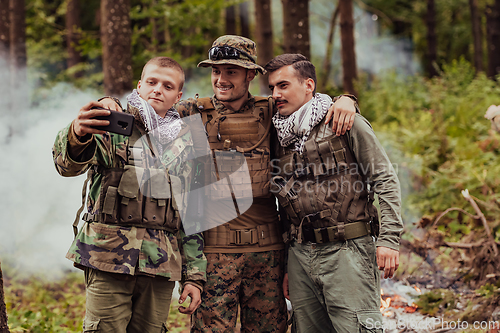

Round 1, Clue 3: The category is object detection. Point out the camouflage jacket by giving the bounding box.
[52,103,206,289]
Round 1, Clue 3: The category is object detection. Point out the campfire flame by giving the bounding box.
[380,288,419,315]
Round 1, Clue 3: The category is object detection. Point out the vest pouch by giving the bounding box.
[117,165,143,224]
[143,168,170,227]
[245,150,270,197]
[99,168,122,224]
[271,176,301,225]
[164,175,182,232]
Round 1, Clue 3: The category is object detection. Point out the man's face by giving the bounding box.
[268,65,314,116]
[211,64,255,110]
[137,64,183,117]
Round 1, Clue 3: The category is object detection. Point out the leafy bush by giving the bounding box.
[357,59,500,241]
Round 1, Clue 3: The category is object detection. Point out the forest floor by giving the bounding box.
[4,238,500,333]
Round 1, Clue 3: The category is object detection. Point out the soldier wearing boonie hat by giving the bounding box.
[96,34,360,333]
[198,35,266,74]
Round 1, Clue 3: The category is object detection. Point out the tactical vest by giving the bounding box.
[195,96,282,248]
[78,124,183,234]
[196,96,273,199]
[271,118,379,244]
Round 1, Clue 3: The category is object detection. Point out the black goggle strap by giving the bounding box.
[208,46,256,64]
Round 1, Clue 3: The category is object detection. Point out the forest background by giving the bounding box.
[2,0,500,331]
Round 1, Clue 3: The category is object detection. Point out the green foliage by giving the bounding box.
[476,283,498,298]
[6,273,85,332]
[359,58,500,239]
[4,272,194,332]
[415,289,457,316]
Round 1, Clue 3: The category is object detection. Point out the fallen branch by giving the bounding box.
[432,207,478,227]
[462,189,498,256]
[443,241,485,249]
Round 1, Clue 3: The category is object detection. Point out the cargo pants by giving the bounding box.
[83,267,175,333]
[288,234,384,333]
[191,250,288,332]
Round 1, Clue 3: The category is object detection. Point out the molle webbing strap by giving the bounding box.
[203,222,281,247]
[235,96,273,153]
[73,167,94,237]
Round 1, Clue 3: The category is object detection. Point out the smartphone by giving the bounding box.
[90,106,135,136]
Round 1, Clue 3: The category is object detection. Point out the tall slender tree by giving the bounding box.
[226,2,236,35]
[9,0,26,132]
[425,0,438,77]
[254,0,273,95]
[66,0,82,75]
[319,3,340,92]
[101,0,133,96]
[0,262,9,333]
[339,0,357,95]
[239,1,250,38]
[9,0,26,89]
[0,0,10,114]
[487,0,500,78]
[282,0,310,59]
[469,0,484,73]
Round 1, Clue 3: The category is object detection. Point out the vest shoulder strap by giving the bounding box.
[196,97,215,112]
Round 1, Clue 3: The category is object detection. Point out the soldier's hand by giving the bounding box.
[283,273,290,300]
[325,95,357,136]
[73,101,110,137]
[100,97,122,112]
[376,246,399,279]
[178,284,201,315]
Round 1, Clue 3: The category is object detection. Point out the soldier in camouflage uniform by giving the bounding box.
[53,57,206,333]
[266,54,403,333]
[101,36,358,332]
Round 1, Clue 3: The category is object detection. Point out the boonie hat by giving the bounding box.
[198,35,266,75]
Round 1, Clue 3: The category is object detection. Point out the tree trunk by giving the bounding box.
[319,4,340,92]
[487,0,500,78]
[0,0,10,115]
[9,0,26,132]
[239,1,250,38]
[66,0,82,75]
[469,0,484,73]
[339,0,357,95]
[0,263,9,333]
[254,0,273,95]
[225,2,236,35]
[425,0,438,77]
[282,0,310,59]
[101,0,133,96]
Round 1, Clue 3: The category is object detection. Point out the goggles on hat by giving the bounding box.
[208,46,256,64]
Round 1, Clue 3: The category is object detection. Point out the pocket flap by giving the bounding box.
[118,165,141,198]
[356,309,384,332]
[150,168,171,199]
[83,317,100,331]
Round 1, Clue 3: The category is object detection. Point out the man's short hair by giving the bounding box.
[141,57,185,91]
[264,54,317,95]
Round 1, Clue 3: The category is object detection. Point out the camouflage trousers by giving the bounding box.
[288,235,383,333]
[83,267,175,333]
[191,250,287,332]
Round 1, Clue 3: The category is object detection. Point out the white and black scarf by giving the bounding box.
[273,93,332,153]
[126,89,182,155]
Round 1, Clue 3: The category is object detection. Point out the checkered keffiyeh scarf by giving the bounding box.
[127,89,182,155]
[272,93,332,153]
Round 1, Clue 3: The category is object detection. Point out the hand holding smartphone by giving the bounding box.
[90,106,134,136]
